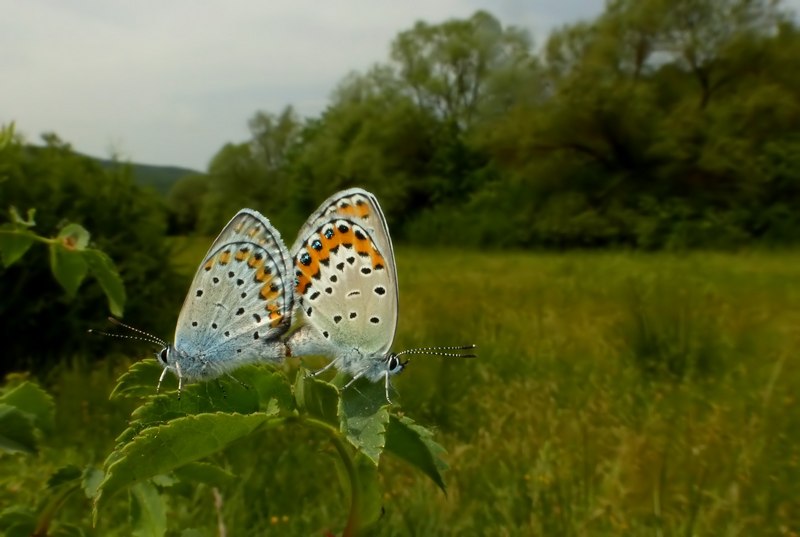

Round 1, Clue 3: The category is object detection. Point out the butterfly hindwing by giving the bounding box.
[295,218,397,357]
[174,209,293,369]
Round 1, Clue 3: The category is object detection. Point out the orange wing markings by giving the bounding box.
[203,257,214,271]
[234,247,250,262]
[219,250,232,265]
[266,303,283,327]
[260,282,280,301]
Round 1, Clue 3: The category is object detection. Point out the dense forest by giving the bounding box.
[170,0,800,249]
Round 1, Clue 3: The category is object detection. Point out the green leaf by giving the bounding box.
[385,415,448,493]
[173,462,235,488]
[82,467,105,499]
[49,243,88,298]
[130,481,167,537]
[95,411,280,518]
[8,206,35,227]
[57,223,90,250]
[338,378,390,465]
[0,227,36,267]
[47,465,83,488]
[0,506,35,535]
[110,360,165,400]
[0,381,55,433]
[84,249,126,316]
[248,368,295,413]
[0,404,37,454]
[294,375,339,427]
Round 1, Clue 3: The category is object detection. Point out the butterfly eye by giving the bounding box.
[387,355,403,374]
[159,348,169,364]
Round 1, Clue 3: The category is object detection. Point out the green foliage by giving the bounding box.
[0,130,184,375]
[90,363,447,536]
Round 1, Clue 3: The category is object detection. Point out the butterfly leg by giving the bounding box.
[157,367,169,394]
[383,372,394,405]
[175,362,184,400]
[343,371,366,390]
[309,359,338,378]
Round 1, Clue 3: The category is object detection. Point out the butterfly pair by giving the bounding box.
[133,188,474,402]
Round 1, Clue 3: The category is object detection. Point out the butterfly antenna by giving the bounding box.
[394,344,477,360]
[87,317,167,348]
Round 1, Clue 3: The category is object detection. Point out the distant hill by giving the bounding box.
[95,158,203,196]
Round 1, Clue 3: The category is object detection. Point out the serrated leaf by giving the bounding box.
[173,462,235,488]
[95,411,280,518]
[49,243,88,298]
[295,375,339,427]
[110,360,165,400]
[47,465,83,488]
[130,482,166,537]
[0,227,36,266]
[385,415,448,493]
[0,404,37,454]
[84,249,126,316]
[338,378,390,465]
[0,381,55,433]
[58,223,90,250]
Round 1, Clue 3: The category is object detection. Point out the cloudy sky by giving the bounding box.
[2,1,794,170]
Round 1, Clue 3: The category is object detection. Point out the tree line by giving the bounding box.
[170,0,800,249]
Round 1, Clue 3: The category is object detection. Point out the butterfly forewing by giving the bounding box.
[174,209,293,362]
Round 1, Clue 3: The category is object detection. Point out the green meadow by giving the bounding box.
[4,244,799,535]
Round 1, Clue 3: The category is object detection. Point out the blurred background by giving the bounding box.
[2,0,800,534]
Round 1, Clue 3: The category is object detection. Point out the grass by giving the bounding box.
[3,247,800,535]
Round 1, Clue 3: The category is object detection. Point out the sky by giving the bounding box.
[2,0,795,171]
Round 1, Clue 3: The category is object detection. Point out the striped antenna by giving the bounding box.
[87,317,166,348]
[394,344,477,359]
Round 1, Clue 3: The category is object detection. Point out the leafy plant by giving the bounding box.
[0,206,125,317]
[93,361,448,536]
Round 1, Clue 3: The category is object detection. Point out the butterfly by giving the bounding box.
[284,188,476,402]
[99,209,295,395]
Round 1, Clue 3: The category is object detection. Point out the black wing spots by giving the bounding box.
[336,262,345,271]
[337,224,349,233]
[253,332,260,340]
[343,242,353,249]
[228,271,235,278]
[312,270,321,280]
[374,263,385,270]
[347,290,361,298]
[346,257,355,265]
[306,307,313,317]
[374,286,386,296]
[333,315,342,324]
[310,291,320,301]
[361,267,372,275]
[311,239,323,251]
[320,258,330,267]
[354,229,366,241]
[330,245,340,255]
[349,311,357,319]
[236,307,245,316]
[324,228,334,239]
[300,252,311,266]
[325,287,333,294]
[237,349,242,354]
[323,330,329,339]
[254,252,264,261]
[237,278,244,286]
[212,277,220,284]
[241,292,247,298]
[224,331,230,337]
[192,321,198,327]
[196,289,203,297]
[370,316,380,324]
[211,323,218,329]
[330,274,338,283]
[253,313,262,323]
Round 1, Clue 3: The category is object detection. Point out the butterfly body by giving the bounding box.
[157,208,293,389]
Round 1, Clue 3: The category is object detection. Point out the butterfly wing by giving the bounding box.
[292,189,398,361]
[173,209,294,373]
